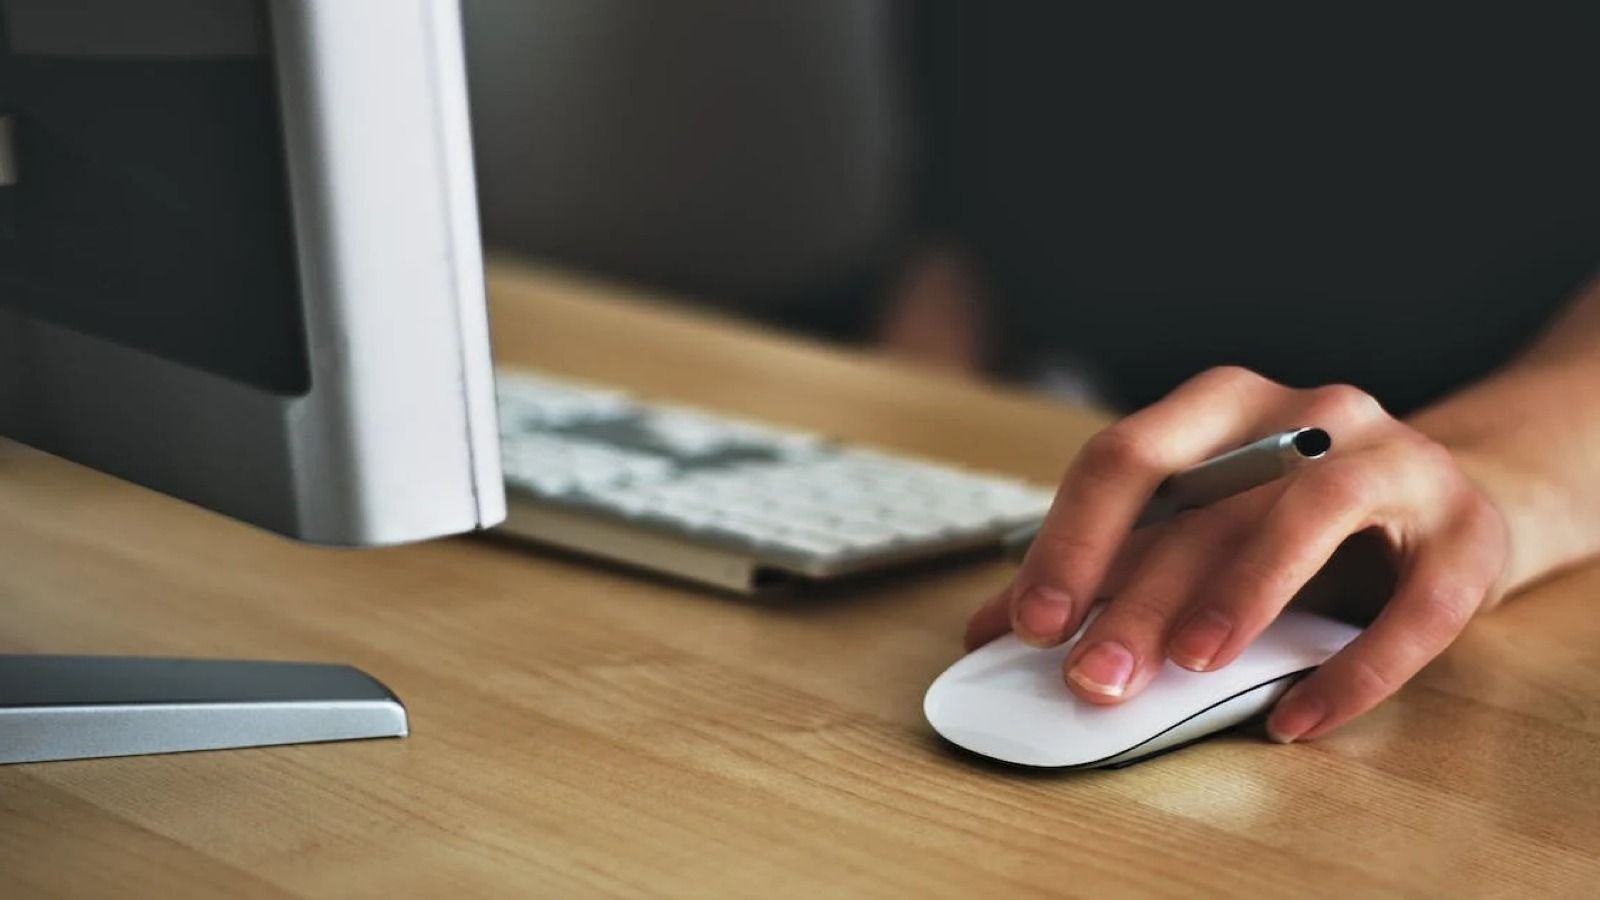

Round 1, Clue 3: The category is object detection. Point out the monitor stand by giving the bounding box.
[0,655,408,764]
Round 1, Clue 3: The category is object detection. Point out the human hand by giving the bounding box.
[964,367,1509,742]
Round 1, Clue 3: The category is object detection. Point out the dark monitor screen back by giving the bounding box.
[0,0,309,395]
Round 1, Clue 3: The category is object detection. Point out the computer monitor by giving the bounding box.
[0,0,505,763]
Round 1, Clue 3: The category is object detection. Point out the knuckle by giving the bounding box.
[1102,591,1176,637]
[1401,436,1477,503]
[1406,435,1456,475]
[1463,494,1511,560]
[1408,581,1480,639]
[1227,550,1288,598]
[1198,365,1272,392]
[1304,383,1385,427]
[1186,365,1283,402]
[1079,425,1163,478]
[1345,656,1402,701]
[1029,529,1105,576]
[1458,491,1500,530]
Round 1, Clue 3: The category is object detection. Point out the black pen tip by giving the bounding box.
[1292,428,1332,459]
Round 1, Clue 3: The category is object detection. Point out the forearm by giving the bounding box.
[1409,275,1600,599]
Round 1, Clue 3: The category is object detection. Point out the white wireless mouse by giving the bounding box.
[924,609,1361,769]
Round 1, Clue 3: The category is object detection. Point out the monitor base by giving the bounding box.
[0,655,407,765]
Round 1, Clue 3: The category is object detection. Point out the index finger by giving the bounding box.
[1010,366,1287,647]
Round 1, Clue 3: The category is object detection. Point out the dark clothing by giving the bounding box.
[913,2,1600,413]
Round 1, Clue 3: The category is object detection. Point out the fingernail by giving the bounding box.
[1015,585,1073,646]
[1267,689,1328,743]
[1068,641,1135,697]
[1169,608,1233,671]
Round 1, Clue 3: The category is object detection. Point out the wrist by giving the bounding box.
[1437,447,1534,602]
[1424,432,1596,603]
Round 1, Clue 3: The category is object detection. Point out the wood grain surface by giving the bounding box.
[2,260,1597,898]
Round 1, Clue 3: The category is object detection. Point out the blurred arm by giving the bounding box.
[878,0,989,372]
[877,243,988,373]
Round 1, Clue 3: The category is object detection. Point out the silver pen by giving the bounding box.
[1005,427,1331,559]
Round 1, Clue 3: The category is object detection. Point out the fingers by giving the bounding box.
[1266,494,1506,742]
[964,525,1163,650]
[1058,440,1406,705]
[1007,367,1285,647]
[1058,492,1267,701]
[1166,438,1451,674]
[1060,429,1456,706]
[961,368,1505,741]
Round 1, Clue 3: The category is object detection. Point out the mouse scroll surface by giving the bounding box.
[924,610,1362,769]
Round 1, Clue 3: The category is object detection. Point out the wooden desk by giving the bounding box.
[3,261,1597,897]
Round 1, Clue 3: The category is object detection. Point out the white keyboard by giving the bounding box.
[494,370,1055,591]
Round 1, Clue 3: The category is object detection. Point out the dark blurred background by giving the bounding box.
[463,1,903,338]
[460,1,1600,414]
